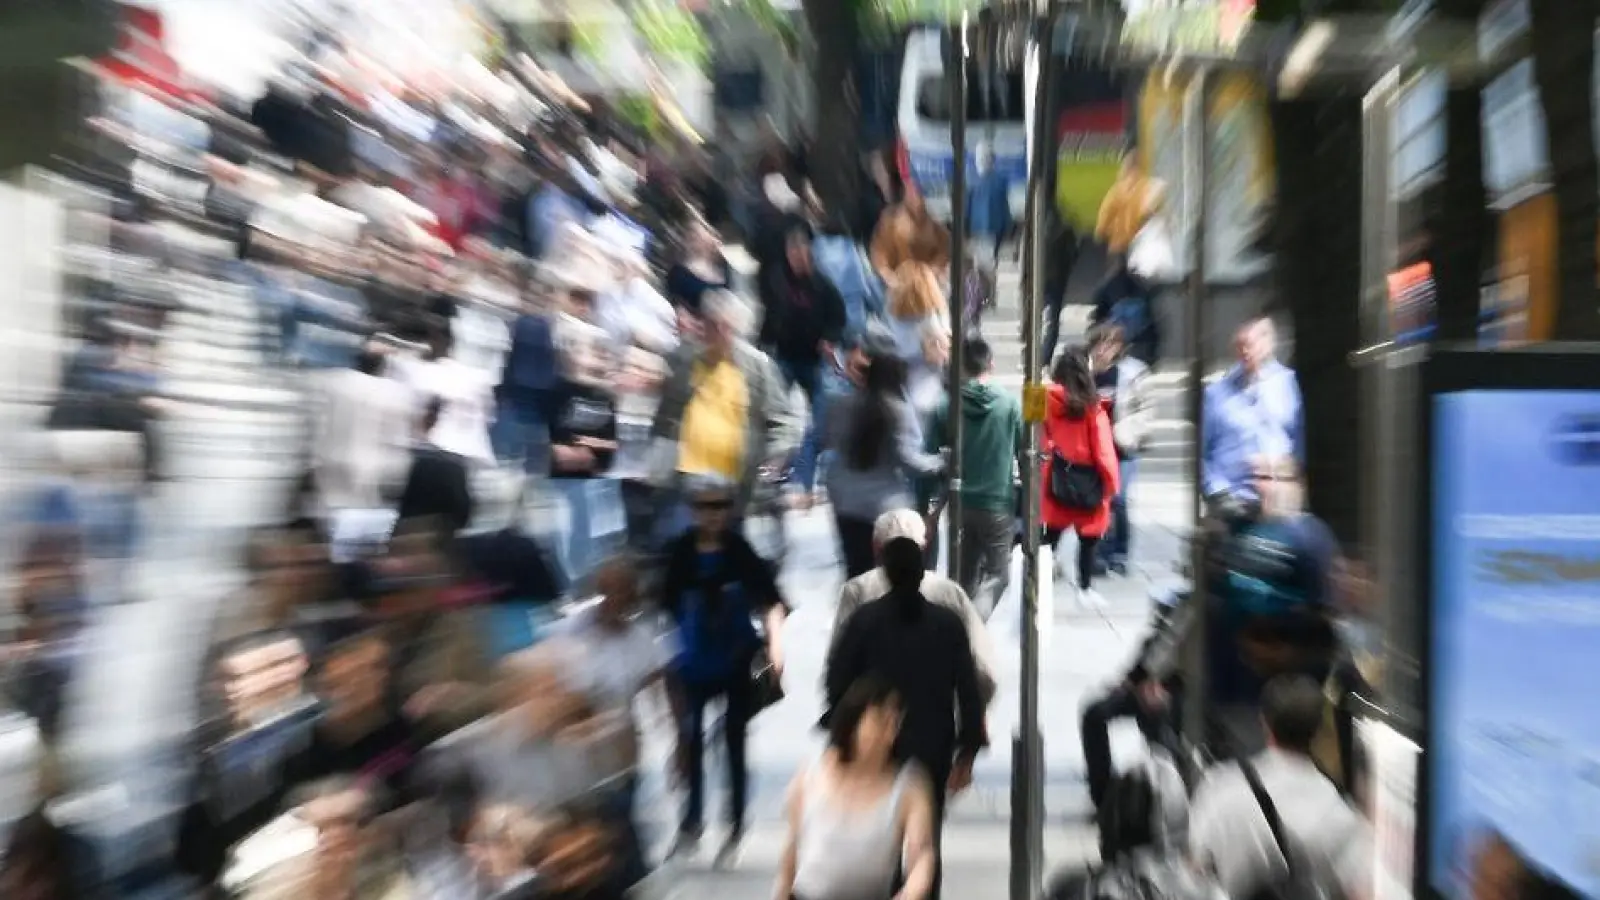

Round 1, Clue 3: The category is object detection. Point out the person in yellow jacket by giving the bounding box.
[1091,153,1167,364]
[1095,153,1163,258]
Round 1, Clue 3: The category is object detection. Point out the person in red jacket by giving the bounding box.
[1040,350,1121,607]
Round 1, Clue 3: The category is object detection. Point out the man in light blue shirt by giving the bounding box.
[1201,317,1303,507]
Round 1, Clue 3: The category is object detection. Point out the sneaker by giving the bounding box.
[1079,587,1107,609]
[713,832,743,870]
[667,831,701,861]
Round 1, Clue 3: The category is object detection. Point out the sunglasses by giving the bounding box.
[693,498,733,511]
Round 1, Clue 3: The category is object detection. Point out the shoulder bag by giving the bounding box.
[1237,758,1331,900]
[1048,403,1106,511]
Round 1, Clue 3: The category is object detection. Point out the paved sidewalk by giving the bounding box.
[655,505,1185,899]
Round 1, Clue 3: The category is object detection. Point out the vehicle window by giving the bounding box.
[915,75,949,120]
[912,69,1027,123]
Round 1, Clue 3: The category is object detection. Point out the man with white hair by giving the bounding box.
[829,509,998,706]
[650,289,801,531]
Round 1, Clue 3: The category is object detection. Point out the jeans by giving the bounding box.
[491,393,552,474]
[957,508,1013,620]
[1100,458,1136,566]
[779,359,825,492]
[679,670,754,836]
[541,478,627,589]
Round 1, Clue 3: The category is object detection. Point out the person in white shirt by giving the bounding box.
[544,555,666,887]
[313,346,414,512]
[1188,675,1373,900]
[546,554,671,716]
[393,326,498,467]
[594,248,678,357]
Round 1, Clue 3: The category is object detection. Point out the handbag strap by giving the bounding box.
[1238,757,1299,880]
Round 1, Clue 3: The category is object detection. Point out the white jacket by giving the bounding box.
[313,369,414,510]
[1107,356,1154,457]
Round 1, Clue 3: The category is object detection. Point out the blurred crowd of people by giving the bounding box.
[0,9,1425,898]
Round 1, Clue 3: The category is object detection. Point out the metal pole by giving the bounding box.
[1181,66,1211,745]
[1011,9,1054,900]
[946,14,970,579]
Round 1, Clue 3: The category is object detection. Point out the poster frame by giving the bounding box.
[1416,346,1600,900]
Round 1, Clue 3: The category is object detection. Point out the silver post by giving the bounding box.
[1011,8,1054,900]
[946,13,970,579]
[1181,65,1211,746]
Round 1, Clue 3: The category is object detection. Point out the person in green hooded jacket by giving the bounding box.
[922,337,1027,619]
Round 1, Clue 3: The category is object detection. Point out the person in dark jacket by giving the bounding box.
[824,537,985,900]
[397,398,474,536]
[1039,209,1082,371]
[494,297,559,472]
[758,223,847,503]
[659,476,790,868]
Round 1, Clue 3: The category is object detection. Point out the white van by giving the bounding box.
[896,27,1030,222]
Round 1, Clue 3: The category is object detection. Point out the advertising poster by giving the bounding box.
[1358,719,1421,900]
[1052,66,1128,234]
[1138,70,1273,283]
[1431,390,1600,898]
[1387,262,1437,346]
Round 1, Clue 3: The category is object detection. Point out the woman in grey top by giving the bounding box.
[775,677,936,900]
[824,351,945,579]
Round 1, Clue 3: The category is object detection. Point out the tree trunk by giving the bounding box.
[1432,79,1488,342]
[1530,0,1600,340]
[802,0,864,215]
[1273,97,1365,546]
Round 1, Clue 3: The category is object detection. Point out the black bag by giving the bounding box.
[1049,453,1105,510]
[1048,401,1107,510]
[1047,399,1107,511]
[750,645,785,715]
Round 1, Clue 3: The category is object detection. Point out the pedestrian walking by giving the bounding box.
[922,337,1026,619]
[1200,317,1302,518]
[759,223,847,507]
[830,510,999,709]
[659,476,791,867]
[824,350,946,580]
[649,290,801,539]
[1188,676,1372,900]
[776,677,938,900]
[824,537,986,900]
[1087,325,1153,576]
[1040,351,1120,607]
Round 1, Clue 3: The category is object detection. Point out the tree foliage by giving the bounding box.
[632,0,713,69]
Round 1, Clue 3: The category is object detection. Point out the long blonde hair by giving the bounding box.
[888,262,944,320]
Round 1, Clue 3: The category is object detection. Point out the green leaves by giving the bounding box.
[632,0,713,69]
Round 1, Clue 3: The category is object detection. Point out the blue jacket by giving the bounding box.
[966,170,1013,240]
[499,314,559,403]
[812,235,887,343]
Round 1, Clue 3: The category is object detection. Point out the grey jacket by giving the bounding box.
[823,393,945,521]
[830,567,998,707]
[651,339,801,516]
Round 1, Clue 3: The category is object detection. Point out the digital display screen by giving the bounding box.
[1430,390,1600,898]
